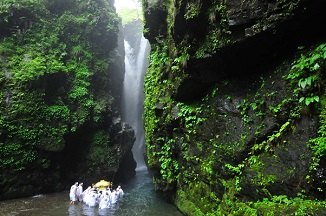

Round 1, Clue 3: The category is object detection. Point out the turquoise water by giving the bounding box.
[0,170,183,216]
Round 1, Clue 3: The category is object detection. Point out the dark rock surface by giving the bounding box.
[143,0,326,214]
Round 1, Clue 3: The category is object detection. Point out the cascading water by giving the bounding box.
[122,35,150,171]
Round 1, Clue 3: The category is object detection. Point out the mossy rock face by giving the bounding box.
[0,0,135,200]
[143,0,326,215]
[241,115,317,200]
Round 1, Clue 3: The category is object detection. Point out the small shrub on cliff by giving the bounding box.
[286,43,326,106]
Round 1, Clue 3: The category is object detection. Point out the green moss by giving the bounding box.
[208,185,326,215]
[175,189,205,216]
[0,0,119,172]
[143,0,326,215]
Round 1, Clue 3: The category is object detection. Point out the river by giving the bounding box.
[0,170,183,216]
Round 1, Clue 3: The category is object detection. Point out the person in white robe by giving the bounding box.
[99,195,111,209]
[69,182,78,204]
[110,189,118,204]
[116,186,124,198]
[82,186,91,204]
[88,192,98,207]
[76,182,83,202]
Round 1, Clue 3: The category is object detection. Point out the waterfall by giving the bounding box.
[122,35,150,171]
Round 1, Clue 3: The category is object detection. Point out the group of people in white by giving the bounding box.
[69,182,124,209]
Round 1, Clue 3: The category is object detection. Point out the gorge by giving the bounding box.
[1,0,326,215]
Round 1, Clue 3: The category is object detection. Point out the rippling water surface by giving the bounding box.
[0,170,183,216]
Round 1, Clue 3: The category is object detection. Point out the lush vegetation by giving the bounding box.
[115,0,142,26]
[116,7,142,26]
[143,0,326,214]
[0,0,119,173]
[145,38,326,215]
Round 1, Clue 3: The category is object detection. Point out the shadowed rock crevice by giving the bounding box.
[173,0,326,102]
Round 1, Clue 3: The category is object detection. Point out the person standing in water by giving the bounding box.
[116,185,124,198]
[76,182,83,202]
[69,182,78,204]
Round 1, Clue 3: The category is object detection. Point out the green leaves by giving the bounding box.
[157,139,179,181]
[298,75,317,89]
[116,7,142,25]
[178,102,206,132]
[184,0,202,20]
[309,108,326,173]
[0,142,37,171]
[286,42,326,107]
[297,74,319,106]
[299,95,319,106]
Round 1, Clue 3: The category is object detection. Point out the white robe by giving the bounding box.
[117,189,124,198]
[76,185,83,201]
[69,185,77,201]
[99,196,111,209]
[83,192,91,205]
[88,192,98,207]
[110,191,118,204]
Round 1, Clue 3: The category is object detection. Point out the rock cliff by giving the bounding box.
[0,0,136,200]
[143,0,326,214]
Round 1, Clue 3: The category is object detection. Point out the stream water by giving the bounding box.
[0,169,183,216]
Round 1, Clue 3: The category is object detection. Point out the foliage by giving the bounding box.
[194,2,230,58]
[251,121,290,154]
[84,130,115,168]
[308,99,326,175]
[0,142,37,171]
[286,43,326,106]
[157,138,179,181]
[0,0,119,171]
[143,0,326,215]
[226,195,326,216]
[184,0,201,20]
[178,102,206,132]
[116,7,142,26]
